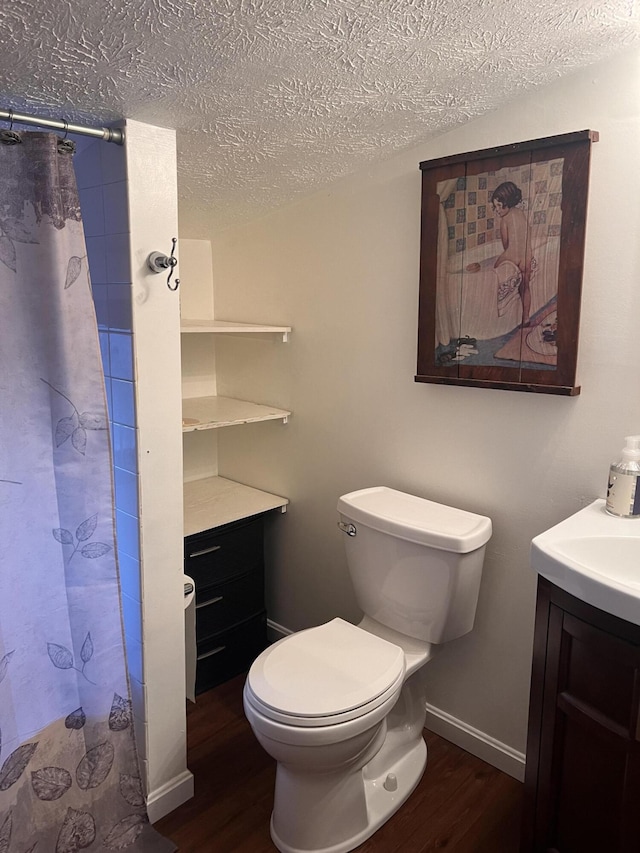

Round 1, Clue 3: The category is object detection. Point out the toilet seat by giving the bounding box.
[246,618,405,727]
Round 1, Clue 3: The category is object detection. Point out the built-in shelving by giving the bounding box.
[181,319,291,342]
[184,476,288,536]
[182,396,290,431]
[181,316,291,533]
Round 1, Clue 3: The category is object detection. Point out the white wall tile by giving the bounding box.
[79,185,105,238]
[103,181,130,235]
[113,423,137,473]
[105,233,132,284]
[82,133,147,795]
[109,332,134,379]
[122,591,143,644]
[129,676,147,715]
[124,634,144,683]
[98,330,110,376]
[111,378,136,426]
[116,508,140,561]
[119,550,142,601]
[115,466,139,517]
[101,137,127,184]
[74,140,102,189]
[104,378,113,422]
[86,236,107,284]
[92,283,109,329]
[107,284,133,332]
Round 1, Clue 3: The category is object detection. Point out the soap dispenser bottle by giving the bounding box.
[605,435,640,518]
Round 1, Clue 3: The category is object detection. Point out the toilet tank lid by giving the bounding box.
[337,487,492,553]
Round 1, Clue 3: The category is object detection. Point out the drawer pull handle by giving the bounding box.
[196,596,223,610]
[197,645,226,661]
[189,544,222,559]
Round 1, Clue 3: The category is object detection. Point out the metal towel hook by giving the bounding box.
[147,237,180,290]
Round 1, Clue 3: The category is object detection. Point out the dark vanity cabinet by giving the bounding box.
[521,576,640,853]
[184,514,268,694]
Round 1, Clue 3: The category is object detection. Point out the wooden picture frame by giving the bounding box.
[416,130,598,395]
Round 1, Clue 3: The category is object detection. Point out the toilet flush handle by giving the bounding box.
[338,521,357,536]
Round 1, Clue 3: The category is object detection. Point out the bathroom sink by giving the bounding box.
[531,499,640,626]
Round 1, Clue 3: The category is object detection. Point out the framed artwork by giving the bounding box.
[415,130,598,395]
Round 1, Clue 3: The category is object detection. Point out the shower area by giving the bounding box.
[0,112,191,824]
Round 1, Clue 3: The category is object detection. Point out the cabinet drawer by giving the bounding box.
[185,516,264,588]
[195,611,267,695]
[196,571,265,641]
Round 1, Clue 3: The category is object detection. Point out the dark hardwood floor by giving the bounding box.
[156,675,523,852]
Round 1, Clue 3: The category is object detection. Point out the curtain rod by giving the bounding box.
[0,109,124,145]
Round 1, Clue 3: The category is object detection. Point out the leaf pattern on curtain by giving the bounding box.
[0,133,175,850]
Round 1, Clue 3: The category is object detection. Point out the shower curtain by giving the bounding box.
[0,133,175,851]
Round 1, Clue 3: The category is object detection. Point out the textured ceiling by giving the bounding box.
[1,1,639,234]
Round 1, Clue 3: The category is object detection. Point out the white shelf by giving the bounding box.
[182,395,290,431]
[184,476,288,535]
[181,319,291,342]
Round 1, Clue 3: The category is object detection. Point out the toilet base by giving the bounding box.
[270,737,427,853]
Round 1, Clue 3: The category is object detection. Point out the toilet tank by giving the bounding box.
[337,487,492,644]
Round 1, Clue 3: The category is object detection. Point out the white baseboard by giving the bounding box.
[424,702,526,782]
[147,769,194,823]
[267,619,292,643]
[148,622,288,822]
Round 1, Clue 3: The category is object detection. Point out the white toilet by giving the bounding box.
[243,486,492,853]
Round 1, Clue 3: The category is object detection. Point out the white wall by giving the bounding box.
[204,49,640,769]
[124,120,192,819]
[178,239,220,483]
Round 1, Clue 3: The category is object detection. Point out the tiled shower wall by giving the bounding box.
[74,140,146,760]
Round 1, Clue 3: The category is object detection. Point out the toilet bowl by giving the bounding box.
[244,487,492,853]
[244,618,431,853]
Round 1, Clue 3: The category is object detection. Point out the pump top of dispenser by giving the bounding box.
[621,435,640,462]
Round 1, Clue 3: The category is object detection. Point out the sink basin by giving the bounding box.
[531,498,640,625]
